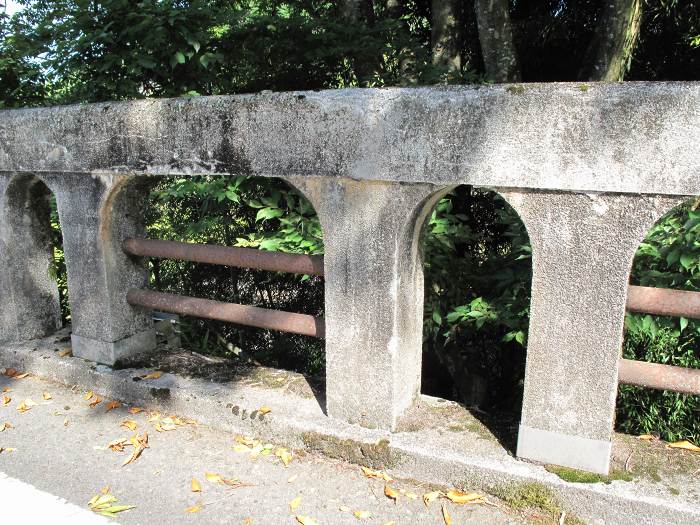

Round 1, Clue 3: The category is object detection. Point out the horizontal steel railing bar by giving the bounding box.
[123,237,324,276]
[618,358,700,395]
[627,285,700,319]
[127,289,325,339]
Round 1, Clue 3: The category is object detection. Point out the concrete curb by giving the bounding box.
[2,336,698,525]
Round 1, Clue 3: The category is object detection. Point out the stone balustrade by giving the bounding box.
[1,82,698,474]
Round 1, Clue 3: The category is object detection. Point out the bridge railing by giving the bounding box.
[1,82,698,476]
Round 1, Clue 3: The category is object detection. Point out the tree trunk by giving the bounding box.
[431,0,463,72]
[579,0,643,81]
[473,0,520,82]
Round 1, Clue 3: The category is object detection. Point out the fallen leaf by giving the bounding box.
[107,438,129,452]
[63,418,69,427]
[89,396,103,408]
[243,518,253,524]
[43,392,52,400]
[205,472,223,484]
[57,349,72,357]
[275,447,293,467]
[0,422,13,432]
[289,496,302,511]
[84,391,94,401]
[16,399,37,413]
[442,505,453,525]
[637,434,655,441]
[1,396,10,406]
[404,492,418,500]
[87,491,135,517]
[423,491,442,506]
[384,485,399,502]
[191,478,202,492]
[121,420,137,431]
[141,371,163,380]
[3,368,19,377]
[147,412,161,423]
[258,406,271,415]
[2,387,10,393]
[353,510,371,519]
[360,466,392,481]
[184,504,202,513]
[287,475,298,484]
[105,401,121,412]
[0,447,17,453]
[667,440,700,452]
[122,433,148,466]
[14,373,29,379]
[445,489,483,504]
[295,516,318,525]
[128,407,144,414]
[101,486,110,495]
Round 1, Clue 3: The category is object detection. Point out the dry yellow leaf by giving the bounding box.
[105,401,121,412]
[122,433,148,466]
[128,407,144,414]
[16,399,37,413]
[667,440,700,452]
[84,391,94,401]
[360,466,392,481]
[14,372,29,379]
[142,371,163,380]
[147,412,161,423]
[1,396,10,406]
[295,516,318,525]
[121,420,137,431]
[0,422,13,432]
[107,438,129,452]
[243,518,253,525]
[89,396,103,408]
[57,349,72,357]
[100,486,110,495]
[258,406,271,415]
[63,418,69,427]
[404,492,418,500]
[442,505,453,525]
[275,447,293,467]
[287,475,298,484]
[233,444,251,454]
[2,387,10,392]
[445,489,483,504]
[353,510,371,519]
[185,504,202,513]
[191,478,202,492]
[205,472,223,484]
[0,447,17,453]
[637,434,655,440]
[423,491,441,506]
[42,392,52,400]
[384,485,399,501]
[289,496,302,511]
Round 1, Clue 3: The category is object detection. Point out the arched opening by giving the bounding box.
[126,175,325,382]
[618,197,700,445]
[420,185,532,443]
[0,174,68,341]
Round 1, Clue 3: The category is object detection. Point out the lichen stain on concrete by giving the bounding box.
[301,432,397,469]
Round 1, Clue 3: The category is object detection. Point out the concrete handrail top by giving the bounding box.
[1,81,698,195]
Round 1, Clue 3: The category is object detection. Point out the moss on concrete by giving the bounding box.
[546,465,634,484]
[506,85,526,95]
[301,432,397,469]
[490,482,585,525]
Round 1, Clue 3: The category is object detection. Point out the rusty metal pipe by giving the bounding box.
[123,237,324,276]
[127,289,325,338]
[627,285,700,319]
[618,358,700,395]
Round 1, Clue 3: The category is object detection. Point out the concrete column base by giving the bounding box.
[517,424,612,475]
[71,329,156,365]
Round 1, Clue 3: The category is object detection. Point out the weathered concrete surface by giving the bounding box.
[2,333,699,525]
[289,177,446,431]
[500,190,685,474]
[1,83,699,196]
[0,174,61,342]
[0,360,528,525]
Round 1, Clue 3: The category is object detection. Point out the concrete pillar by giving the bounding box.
[50,174,155,364]
[0,173,62,341]
[287,177,442,430]
[498,189,684,474]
